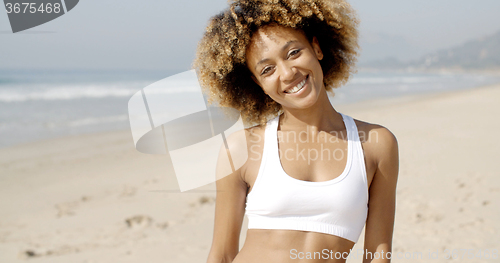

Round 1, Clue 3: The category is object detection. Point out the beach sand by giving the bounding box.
[0,84,499,263]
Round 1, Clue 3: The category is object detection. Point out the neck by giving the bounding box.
[279,88,343,132]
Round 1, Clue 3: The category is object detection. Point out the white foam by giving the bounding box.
[0,81,200,102]
[67,115,129,127]
[349,76,436,85]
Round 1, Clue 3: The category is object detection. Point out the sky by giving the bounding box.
[1,0,499,71]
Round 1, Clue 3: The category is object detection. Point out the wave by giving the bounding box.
[348,76,439,85]
[67,115,129,127]
[0,82,201,102]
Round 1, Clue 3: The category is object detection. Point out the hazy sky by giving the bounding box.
[1,0,499,70]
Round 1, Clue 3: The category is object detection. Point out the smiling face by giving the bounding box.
[245,25,326,110]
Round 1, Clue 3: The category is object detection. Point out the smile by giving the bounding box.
[284,75,308,94]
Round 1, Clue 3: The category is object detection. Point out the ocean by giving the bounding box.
[1,69,499,149]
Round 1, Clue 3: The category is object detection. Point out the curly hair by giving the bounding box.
[193,0,359,126]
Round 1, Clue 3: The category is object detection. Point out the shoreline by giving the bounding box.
[1,83,499,262]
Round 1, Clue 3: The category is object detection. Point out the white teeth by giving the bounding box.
[286,78,307,94]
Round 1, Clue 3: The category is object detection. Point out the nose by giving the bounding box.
[279,61,296,82]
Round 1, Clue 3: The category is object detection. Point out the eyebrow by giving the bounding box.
[254,40,299,71]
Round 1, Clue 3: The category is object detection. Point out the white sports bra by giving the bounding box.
[245,112,369,243]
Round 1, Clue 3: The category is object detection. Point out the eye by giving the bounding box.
[287,49,301,58]
[260,66,273,76]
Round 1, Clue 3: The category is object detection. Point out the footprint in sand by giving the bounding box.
[19,245,80,259]
[199,196,215,204]
[124,215,170,230]
[55,201,79,217]
[54,195,94,217]
[125,215,153,229]
[119,184,137,197]
[188,195,216,207]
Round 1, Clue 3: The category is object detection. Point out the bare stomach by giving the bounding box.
[232,229,356,263]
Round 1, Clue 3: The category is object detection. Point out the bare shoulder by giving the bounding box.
[219,124,266,181]
[222,123,265,147]
[245,123,266,140]
[224,124,266,152]
[353,118,398,163]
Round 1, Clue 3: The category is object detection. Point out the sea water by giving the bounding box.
[0,69,499,148]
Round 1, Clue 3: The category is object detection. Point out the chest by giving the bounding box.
[243,130,376,194]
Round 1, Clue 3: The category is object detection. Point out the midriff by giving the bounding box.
[232,229,356,263]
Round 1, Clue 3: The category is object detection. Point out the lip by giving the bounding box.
[284,75,309,95]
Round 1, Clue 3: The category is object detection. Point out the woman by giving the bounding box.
[194,0,399,262]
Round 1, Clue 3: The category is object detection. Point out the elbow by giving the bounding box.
[207,250,238,263]
[207,256,236,263]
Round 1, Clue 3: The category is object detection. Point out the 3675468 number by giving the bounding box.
[5,3,61,14]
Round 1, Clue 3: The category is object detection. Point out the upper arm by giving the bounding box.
[207,129,249,263]
[363,126,399,262]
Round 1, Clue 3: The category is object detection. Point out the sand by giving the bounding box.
[0,84,499,263]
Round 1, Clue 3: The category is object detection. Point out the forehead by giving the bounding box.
[246,25,308,57]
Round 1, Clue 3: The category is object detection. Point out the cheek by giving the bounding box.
[300,53,323,74]
[260,85,284,103]
[259,77,279,94]
[308,57,324,82]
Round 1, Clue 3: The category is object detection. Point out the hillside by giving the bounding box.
[361,30,500,71]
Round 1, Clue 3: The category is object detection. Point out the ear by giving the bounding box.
[311,36,324,61]
[251,75,267,94]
